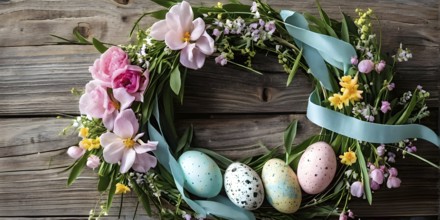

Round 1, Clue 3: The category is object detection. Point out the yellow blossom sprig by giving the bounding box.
[115,183,131,194]
[354,8,373,40]
[339,149,357,166]
[328,74,363,110]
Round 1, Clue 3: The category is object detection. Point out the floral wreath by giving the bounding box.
[61,0,440,219]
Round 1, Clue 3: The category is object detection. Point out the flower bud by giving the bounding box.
[358,59,375,74]
[67,146,85,159]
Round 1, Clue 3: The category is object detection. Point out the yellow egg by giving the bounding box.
[261,158,302,214]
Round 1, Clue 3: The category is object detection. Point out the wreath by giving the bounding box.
[60,0,440,219]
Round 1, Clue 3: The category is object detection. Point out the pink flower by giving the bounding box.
[358,59,374,74]
[351,56,358,65]
[370,179,381,190]
[388,167,398,177]
[387,176,401,188]
[101,109,158,173]
[87,155,101,169]
[89,46,129,87]
[370,168,384,184]
[347,210,355,219]
[150,1,215,70]
[67,146,85,159]
[380,101,391,114]
[339,213,348,220]
[375,60,386,73]
[112,65,149,103]
[79,80,118,130]
[350,181,364,198]
[132,153,157,173]
[387,83,395,91]
[376,144,385,157]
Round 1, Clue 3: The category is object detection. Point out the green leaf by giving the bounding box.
[67,151,89,186]
[105,169,118,211]
[176,125,193,155]
[192,148,233,169]
[92,38,108,53]
[98,173,112,192]
[73,29,90,44]
[395,90,418,125]
[342,12,358,35]
[341,14,349,43]
[315,0,331,26]
[169,65,181,95]
[130,177,152,216]
[287,48,302,86]
[304,12,337,38]
[284,120,298,159]
[355,142,372,205]
[151,9,168,20]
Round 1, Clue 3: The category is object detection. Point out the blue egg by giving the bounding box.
[178,150,222,198]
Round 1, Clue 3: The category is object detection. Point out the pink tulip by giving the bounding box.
[87,155,101,169]
[67,146,85,159]
[79,80,118,130]
[89,46,129,87]
[380,101,391,114]
[100,109,158,173]
[370,168,384,184]
[350,181,364,198]
[358,59,374,74]
[387,176,401,188]
[375,60,386,73]
[150,1,214,69]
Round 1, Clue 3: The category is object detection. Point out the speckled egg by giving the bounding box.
[178,150,222,198]
[261,158,302,214]
[297,141,337,194]
[224,162,265,210]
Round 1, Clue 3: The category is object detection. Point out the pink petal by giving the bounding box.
[120,149,136,173]
[180,44,206,70]
[369,169,384,184]
[132,153,157,173]
[350,181,364,198]
[134,141,158,154]
[196,32,215,55]
[102,110,117,131]
[113,109,138,138]
[165,30,187,50]
[190,18,205,41]
[166,12,183,33]
[170,1,193,30]
[150,20,169,41]
[67,146,85,159]
[387,176,401,188]
[102,134,124,164]
[113,88,135,111]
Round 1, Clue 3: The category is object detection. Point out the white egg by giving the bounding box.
[224,162,264,210]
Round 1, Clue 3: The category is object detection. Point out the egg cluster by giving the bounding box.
[178,142,337,213]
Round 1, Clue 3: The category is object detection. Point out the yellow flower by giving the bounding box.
[79,137,101,151]
[328,93,348,110]
[115,183,131,194]
[339,75,363,104]
[339,149,357,166]
[78,127,89,138]
[216,2,223,8]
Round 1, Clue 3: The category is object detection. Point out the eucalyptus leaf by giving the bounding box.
[170,65,181,95]
[355,142,372,205]
[67,151,90,186]
[287,48,302,86]
[92,38,108,53]
[130,177,152,216]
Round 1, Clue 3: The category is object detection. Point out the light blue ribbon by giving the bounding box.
[307,91,440,146]
[280,10,357,92]
[148,102,255,220]
[281,10,439,147]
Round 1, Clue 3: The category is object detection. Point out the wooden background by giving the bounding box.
[0,0,438,219]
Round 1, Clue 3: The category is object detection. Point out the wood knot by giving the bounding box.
[261,88,271,102]
[73,22,91,39]
[114,0,129,5]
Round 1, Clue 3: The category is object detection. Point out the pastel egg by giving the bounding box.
[224,162,265,210]
[178,150,222,198]
[297,141,337,194]
[261,158,302,214]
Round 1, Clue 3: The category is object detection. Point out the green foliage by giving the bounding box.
[67,151,90,186]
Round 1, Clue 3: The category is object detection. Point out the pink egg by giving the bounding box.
[297,142,337,194]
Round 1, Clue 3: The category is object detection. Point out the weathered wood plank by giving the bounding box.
[0,117,438,218]
[0,45,438,116]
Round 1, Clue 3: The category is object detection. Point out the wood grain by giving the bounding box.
[0,0,438,218]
